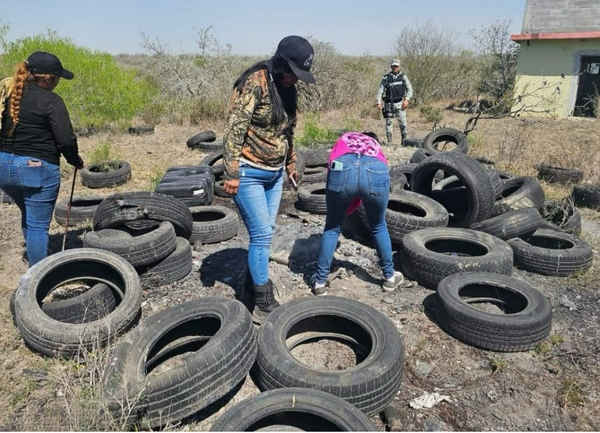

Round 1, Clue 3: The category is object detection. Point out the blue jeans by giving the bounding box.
[0,152,61,266]
[315,153,394,284]
[233,163,283,286]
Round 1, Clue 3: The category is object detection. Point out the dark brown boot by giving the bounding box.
[252,280,281,324]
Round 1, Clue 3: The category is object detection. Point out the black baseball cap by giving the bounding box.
[275,36,316,84]
[26,51,74,80]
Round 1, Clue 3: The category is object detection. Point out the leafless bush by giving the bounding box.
[139,27,247,124]
[298,37,380,112]
[393,20,478,105]
[469,19,519,108]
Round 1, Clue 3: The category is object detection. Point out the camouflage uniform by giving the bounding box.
[376,71,414,144]
[223,68,297,180]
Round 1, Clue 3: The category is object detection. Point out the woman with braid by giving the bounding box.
[0,52,83,266]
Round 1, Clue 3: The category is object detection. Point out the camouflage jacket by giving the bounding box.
[0,78,15,136]
[223,68,297,180]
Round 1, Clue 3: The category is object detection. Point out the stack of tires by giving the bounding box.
[87,192,194,288]
[155,165,215,207]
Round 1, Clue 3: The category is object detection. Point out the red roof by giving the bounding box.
[511,31,600,41]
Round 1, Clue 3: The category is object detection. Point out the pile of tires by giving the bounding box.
[90,192,194,288]
[12,249,142,357]
[80,160,131,189]
[155,165,215,207]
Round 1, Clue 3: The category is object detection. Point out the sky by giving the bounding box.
[1,0,527,56]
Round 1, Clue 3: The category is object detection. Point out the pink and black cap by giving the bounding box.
[26,51,74,80]
[275,36,316,83]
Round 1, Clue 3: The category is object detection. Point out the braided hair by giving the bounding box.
[7,62,29,136]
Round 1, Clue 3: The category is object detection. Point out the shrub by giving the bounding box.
[297,113,339,147]
[87,142,113,164]
[419,105,443,125]
[0,30,157,130]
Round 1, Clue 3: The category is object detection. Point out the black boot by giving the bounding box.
[252,280,281,324]
[401,133,407,146]
[386,132,393,145]
[237,271,255,313]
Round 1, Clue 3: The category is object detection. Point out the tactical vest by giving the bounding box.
[383,73,407,103]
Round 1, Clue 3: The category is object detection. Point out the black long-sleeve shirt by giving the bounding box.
[0,82,80,166]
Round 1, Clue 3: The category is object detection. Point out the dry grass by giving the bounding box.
[0,107,599,430]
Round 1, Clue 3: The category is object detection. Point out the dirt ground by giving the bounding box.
[0,109,599,431]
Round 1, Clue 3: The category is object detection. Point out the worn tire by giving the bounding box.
[422,127,469,154]
[189,205,239,244]
[539,199,582,237]
[214,179,231,198]
[103,297,256,429]
[436,273,552,352]
[93,192,193,239]
[391,163,418,190]
[399,227,514,289]
[572,184,600,209]
[54,195,106,226]
[138,237,192,288]
[41,283,117,324]
[403,138,423,148]
[254,296,404,416]
[470,208,544,240]
[493,176,545,217]
[389,167,408,192]
[507,229,593,276]
[302,148,330,167]
[298,183,327,214]
[80,160,131,189]
[196,139,224,152]
[14,249,141,357]
[128,126,154,135]
[409,148,434,164]
[358,191,448,243]
[199,151,225,176]
[412,152,495,227]
[186,130,217,147]
[301,166,328,184]
[210,388,377,431]
[83,221,177,267]
[536,163,583,184]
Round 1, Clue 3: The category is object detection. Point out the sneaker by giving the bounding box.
[309,274,328,296]
[382,271,404,292]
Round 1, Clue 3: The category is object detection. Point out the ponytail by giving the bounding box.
[8,62,29,136]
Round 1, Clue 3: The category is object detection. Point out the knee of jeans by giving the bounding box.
[250,227,273,246]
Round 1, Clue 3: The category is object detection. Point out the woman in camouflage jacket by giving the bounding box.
[223,36,316,324]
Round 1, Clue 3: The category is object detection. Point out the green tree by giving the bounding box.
[0,29,156,130]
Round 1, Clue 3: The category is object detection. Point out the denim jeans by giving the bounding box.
[0,151,61,266]
[233,163,283,286]
[314,153,394,284]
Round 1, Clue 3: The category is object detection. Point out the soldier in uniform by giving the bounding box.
[375,59,413,145]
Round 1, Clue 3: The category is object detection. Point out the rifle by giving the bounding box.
[383,74,394,118]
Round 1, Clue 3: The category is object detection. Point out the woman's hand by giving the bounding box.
[288,171,299,190]
[75,156,84,169]
[223,179,240,195]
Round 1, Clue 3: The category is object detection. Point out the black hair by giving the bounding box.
[233,59,297,136]
[362,131,380,143]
